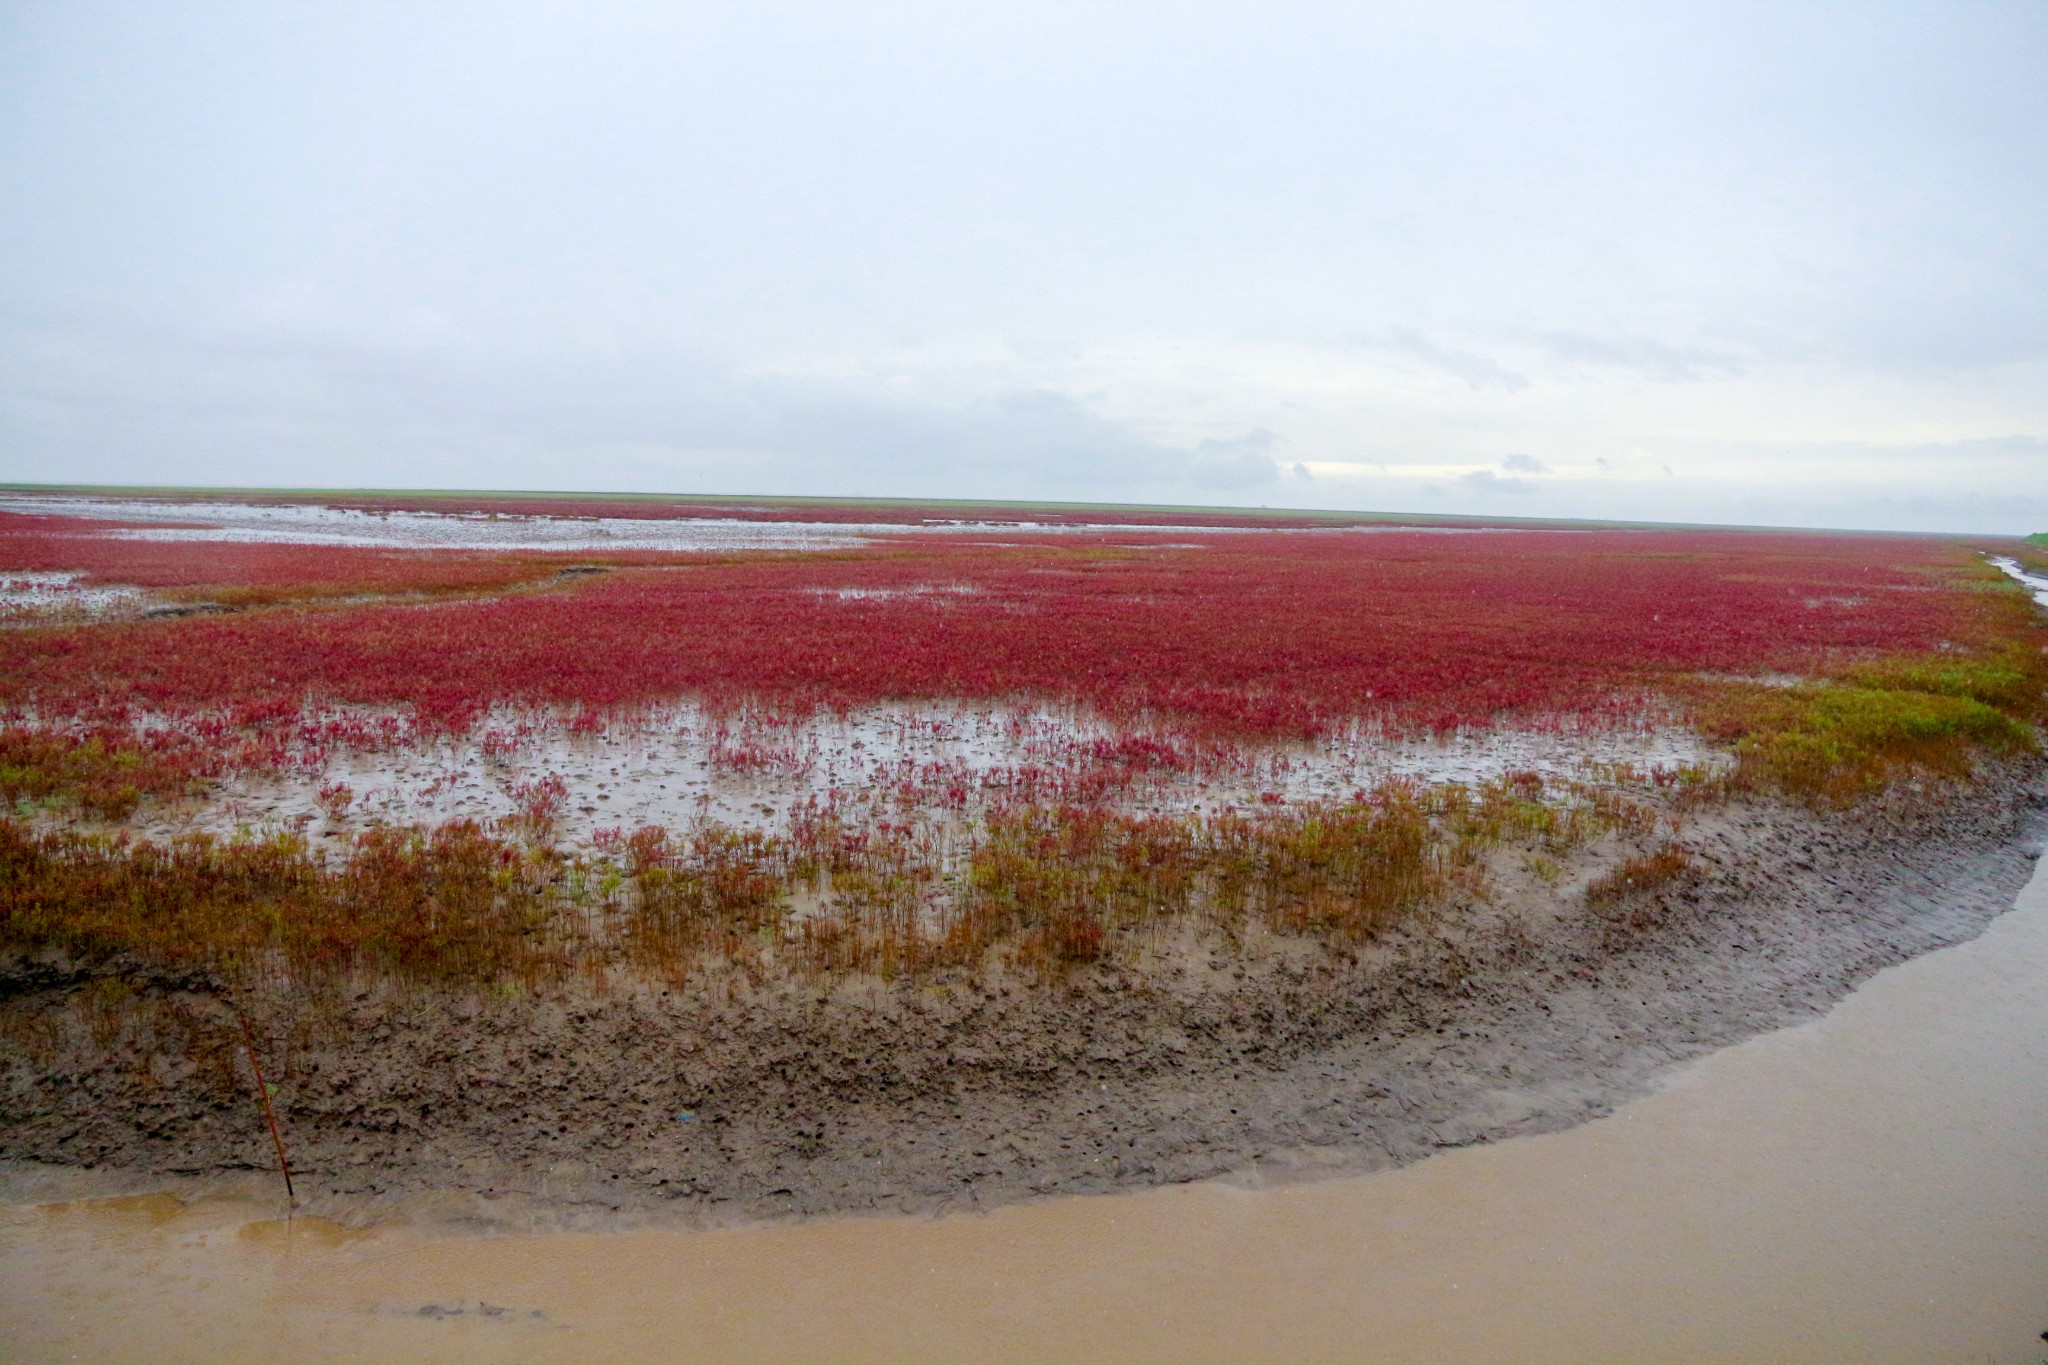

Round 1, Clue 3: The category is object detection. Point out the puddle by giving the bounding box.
[5,853,2044,1363]
[0,570,151,623]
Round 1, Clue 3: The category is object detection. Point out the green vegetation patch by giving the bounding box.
[1702,673,2039,803]
[1843,647,2045,713]
[1695,551,2048,803]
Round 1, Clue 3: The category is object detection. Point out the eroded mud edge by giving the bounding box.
[4,756,2045,1234]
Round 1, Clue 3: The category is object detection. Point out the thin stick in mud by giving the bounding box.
[236,1010,297,1210]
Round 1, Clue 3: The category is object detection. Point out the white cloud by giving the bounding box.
[2,1,2045,531]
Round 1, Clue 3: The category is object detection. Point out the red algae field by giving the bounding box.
[1,490,2045,1224]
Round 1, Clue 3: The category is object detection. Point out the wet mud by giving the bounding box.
[4,759,2042,1228]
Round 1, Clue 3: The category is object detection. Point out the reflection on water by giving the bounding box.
[6,859,2048,1364]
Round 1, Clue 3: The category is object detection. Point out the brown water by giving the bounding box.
[7,858,2047,1364]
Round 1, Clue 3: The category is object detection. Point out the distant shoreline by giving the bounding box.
[3,482,2018,538]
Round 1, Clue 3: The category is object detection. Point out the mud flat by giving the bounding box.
[4,757,2043,1227]
[4,771,2047,1364]
[156,701,1718,848]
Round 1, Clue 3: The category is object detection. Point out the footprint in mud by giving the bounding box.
[412,1300,548,1323]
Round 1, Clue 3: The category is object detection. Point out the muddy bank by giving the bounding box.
[4,761,2044,1228]
[17,855,2048,1364]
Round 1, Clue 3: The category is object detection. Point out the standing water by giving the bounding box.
[5,857,2047,1363]
[1991,554,2048,607]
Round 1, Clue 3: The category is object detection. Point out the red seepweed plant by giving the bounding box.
[0,505,2042,994]
[2,526,2020,744]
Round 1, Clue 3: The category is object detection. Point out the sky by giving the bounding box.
[2,1,2045,532]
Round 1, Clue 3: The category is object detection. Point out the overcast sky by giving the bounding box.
[2,2,2044,531]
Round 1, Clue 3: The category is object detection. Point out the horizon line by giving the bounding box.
[1,480,2031,541]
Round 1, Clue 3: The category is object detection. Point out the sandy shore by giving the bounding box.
[4,759,2043,1229]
